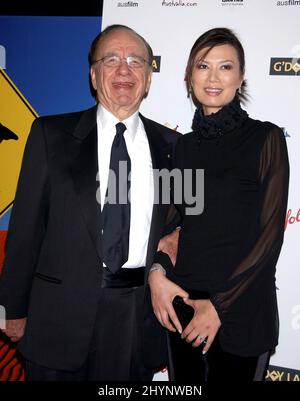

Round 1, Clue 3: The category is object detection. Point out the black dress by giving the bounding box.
[156,97,289,361]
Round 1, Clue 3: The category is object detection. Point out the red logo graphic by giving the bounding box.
[285,208,300,230]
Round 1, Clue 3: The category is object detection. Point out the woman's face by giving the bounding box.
[190,44,244,115]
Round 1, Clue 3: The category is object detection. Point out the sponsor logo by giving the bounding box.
[117,1,139,7]
[269,58,300,75]
[276,0,300,5]
[266,365,300,381]
[162,1,198,7]
[285,208,300,230]
[152,56,161,73]
[221,0,244,6]
[0,46,5,69]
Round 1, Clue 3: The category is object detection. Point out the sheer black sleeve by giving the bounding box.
[210,125,289,321]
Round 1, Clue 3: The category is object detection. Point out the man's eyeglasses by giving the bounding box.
[94,55,151,69]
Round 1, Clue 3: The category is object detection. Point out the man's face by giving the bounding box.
[90,29,152,120]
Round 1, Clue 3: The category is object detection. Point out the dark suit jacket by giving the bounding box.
[0,106,180,371]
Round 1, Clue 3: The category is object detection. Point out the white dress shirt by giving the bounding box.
[97,105,154,269]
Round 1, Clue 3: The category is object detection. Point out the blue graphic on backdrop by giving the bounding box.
[0,16,101,229]
[0,16,100,115]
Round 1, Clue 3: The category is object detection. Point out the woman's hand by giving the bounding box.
[181,299,221,354]
[148,270,188,333]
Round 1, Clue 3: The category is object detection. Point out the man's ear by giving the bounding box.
[144,70,152,98]
[90,66,97,90]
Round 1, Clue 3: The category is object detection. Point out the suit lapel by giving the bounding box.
[140,115,174,268]
[69,106,103,261]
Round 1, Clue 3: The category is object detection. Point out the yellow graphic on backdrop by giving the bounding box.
[0,69,38,217]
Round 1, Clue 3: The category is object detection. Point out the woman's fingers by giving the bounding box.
[192,335,208,348]
[182,326,198,343]
[201,336,212,353]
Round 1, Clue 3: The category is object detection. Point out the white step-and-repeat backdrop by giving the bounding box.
[102,0,299,381]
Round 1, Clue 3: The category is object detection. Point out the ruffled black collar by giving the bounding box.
[192,96,248,140]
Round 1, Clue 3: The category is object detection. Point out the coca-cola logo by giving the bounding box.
[285,208,300,230]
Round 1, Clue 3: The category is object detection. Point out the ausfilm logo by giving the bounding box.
[276,0,300,6]
[117,1,139,7]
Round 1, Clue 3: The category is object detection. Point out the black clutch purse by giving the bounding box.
[172,295,194,330]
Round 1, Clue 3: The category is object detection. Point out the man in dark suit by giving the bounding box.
[0,25,180,380]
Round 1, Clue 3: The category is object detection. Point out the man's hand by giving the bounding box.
[2,318,27,342]
[157,228,180,266]
[148,269,188,334]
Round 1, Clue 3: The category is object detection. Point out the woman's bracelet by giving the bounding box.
[149,263,166,276]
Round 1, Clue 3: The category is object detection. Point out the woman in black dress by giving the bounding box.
[148,28,289,381]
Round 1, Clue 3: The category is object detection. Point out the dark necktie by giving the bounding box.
[102,122,131,274]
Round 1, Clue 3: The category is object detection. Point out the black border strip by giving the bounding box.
[0,1,103,16]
